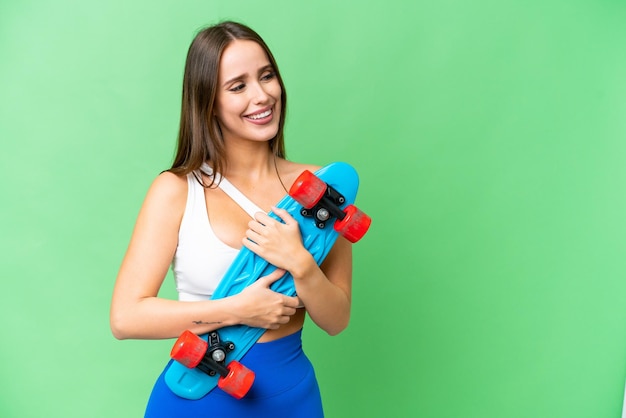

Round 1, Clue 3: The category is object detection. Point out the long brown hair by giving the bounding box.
[169,21,287,184]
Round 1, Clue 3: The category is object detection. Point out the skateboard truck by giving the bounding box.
[299,184,347,229]
[290,169,371,243]
[171,330,255,399]
[198,331,235,377]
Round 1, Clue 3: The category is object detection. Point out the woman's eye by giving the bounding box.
[229,83,245,92]
[261,71,275,81]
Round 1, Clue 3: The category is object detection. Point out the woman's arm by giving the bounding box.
[290,236,352,336]
[243,207,353,336]
[110,173,299,340]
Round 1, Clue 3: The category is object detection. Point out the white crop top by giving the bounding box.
[172,166,264,302]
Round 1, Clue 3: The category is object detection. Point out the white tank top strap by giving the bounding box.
[200,163,264,218]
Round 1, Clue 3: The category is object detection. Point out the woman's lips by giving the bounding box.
[244,108,274,124]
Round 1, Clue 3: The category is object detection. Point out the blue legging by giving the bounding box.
[145,330,324,417]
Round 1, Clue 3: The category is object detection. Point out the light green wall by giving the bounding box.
[1,1,625,417]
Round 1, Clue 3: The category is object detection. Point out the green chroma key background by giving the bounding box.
[1,1,625,417]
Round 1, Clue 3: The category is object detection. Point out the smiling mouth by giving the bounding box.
[245,109,272,120]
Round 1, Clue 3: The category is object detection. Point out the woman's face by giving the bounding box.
[214,40,282,146]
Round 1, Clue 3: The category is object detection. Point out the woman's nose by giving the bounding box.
[250,82,270,104]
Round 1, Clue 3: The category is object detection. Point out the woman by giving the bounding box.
[110,21,352,417]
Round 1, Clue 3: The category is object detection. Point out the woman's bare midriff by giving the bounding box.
[257,308,306,342]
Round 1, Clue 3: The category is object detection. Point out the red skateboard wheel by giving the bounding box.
[218,361,255,399]
[289,170,327,209]
[170,330,208,369]
[334,204,372,243]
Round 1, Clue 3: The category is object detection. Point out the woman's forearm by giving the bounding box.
[290,243,353,336]
[110,297,237,340]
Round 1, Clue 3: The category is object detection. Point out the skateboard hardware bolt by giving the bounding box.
[212,349,225,362]
[198,354,230,378]
[316,208,330,221]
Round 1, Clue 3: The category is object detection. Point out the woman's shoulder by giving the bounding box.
[152,170,188,190]
[129,170,189,232]
[144,170,189,207]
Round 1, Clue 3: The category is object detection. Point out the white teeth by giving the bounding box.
[247,109,271,120]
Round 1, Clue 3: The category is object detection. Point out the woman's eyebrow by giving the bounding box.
[222,64,274,87]
[222,73,246,88]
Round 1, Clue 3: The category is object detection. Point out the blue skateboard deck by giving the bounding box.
[165,162,364,400]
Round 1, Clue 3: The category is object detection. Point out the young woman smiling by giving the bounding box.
[110,21,352,417]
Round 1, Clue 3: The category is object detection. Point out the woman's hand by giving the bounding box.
[242,207,310,273]
[231,268,301,329]
[242,205,353,336]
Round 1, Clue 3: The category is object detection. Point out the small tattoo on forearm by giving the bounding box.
[192,320,222,325]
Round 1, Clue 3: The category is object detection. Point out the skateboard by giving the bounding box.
[164,162,371,400]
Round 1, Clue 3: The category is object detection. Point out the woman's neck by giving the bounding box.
[222,141,276,183]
